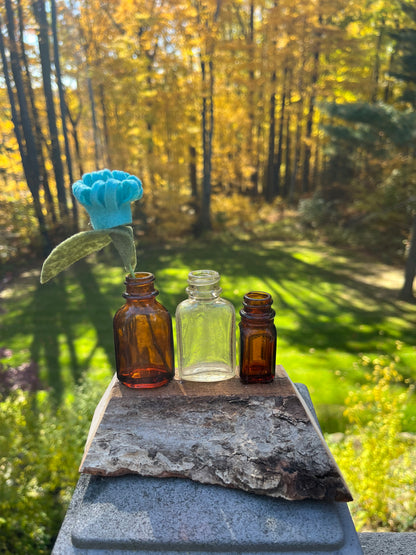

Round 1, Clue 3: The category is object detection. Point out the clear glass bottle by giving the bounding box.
[176,270,236,382]
[239,291,276,384]
[113,272,174,388]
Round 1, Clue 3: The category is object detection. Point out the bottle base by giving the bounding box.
[239,364,275,384]
[240,376,274,384]
[180,363,235,382]
[117,368,173,389]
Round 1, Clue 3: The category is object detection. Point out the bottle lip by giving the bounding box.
[125,272,155,283]
[123,272,158,299]
[187,269,220,286]
[243,291,273,304]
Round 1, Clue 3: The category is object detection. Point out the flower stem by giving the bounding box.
[127,263,136,278]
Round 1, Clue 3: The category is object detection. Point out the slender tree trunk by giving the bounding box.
[17,0,57,224]
[312,120,321,191]
[289,112,302,204]
[247,0,258,195]
[99,83,111,167]
[302,42,319,193]
[371,18,385,103]
[66,101,85,177]
[289,43,306,204]
[51,0,78,229]
[0,9,50,251]
[87,74,101,168]
[31,0,68,217]
[198,57,214,233]
[189,145,198,198]
[283,96,291,198]
[399,215,416,302]
[274,65,288,198]
[264,71,276,202]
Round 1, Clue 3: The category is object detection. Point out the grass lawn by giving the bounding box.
[2,236,415,433]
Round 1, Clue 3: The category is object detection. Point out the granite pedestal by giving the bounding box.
[53,383,362,554]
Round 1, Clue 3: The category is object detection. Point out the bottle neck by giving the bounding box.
[240,291,275,320]
[123,272,158,300]
[186,269,222,300]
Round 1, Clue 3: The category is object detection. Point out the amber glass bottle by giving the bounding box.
[239,291,276,384]
[113,272,174,388]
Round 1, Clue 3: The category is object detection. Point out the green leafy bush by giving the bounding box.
[327,344,416,531]
[0,381,102,554]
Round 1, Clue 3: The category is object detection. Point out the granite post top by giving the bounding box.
[79,365,352,503]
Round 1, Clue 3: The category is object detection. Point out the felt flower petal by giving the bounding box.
[72,169,143,230]
[112,170,130,181]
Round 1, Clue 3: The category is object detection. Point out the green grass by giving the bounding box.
[2,236,416,432]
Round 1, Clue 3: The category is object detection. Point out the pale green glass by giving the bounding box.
[176,270,236,382]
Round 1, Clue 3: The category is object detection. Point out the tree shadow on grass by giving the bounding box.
[30,275,80,403]
[29,259,117,403]
[73,259,117,367]
[140,238,416,376]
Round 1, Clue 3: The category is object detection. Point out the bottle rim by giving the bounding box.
[125,272,155,282]
[187,269,220,286]
[123,272,158,299]
[243,291,273,305]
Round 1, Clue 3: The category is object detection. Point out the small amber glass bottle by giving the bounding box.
[113,272,174,388]
[239,291,276,384]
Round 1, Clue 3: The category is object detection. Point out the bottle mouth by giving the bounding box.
[123,272,157,299]
[186,269,221,298]
[126,272,154,281]
[187,269,220,286]
[244,291,272,304]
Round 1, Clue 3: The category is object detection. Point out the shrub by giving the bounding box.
[0,381,101,554]
[298,194,336,230]
[327,345,416,531]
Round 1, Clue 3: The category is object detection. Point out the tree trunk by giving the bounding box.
[264,71,276,202]
[399,215,416,302]
[87,74,101,168]
[51,0,78,229]
[189,145,198,198]
[32,0,68,217]
[283,102,291,199]
[371,18,385,104]
[289,50,306,204]
[302,53,319,193]
[289,112,302,204]
[1,8,50,252]
[274,66,288,199]
[17,0,57,225]
[99,83,111,168]
[66,100,85,177]
[198,57,214,233]
[247,0,258,195]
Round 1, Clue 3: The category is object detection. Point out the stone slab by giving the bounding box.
[359,532,416,554]
[52,473,362,554]
[80,366,352,502]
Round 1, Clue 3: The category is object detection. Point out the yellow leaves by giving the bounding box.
[327,347,416,531]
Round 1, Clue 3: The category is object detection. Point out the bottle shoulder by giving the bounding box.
[114,299,171,319]
[176,296,235,314]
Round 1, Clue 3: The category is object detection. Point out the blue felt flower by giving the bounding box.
[72,169,143,230]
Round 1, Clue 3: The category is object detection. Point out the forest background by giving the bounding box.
[1,0,416,552]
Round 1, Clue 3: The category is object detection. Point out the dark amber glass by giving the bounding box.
[239,291,276,384]
[113,272,174,388]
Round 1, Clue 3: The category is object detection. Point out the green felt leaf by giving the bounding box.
[109,226,137,275]
[40,230,112,284]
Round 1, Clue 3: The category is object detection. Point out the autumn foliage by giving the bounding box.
[0,0,415,278]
